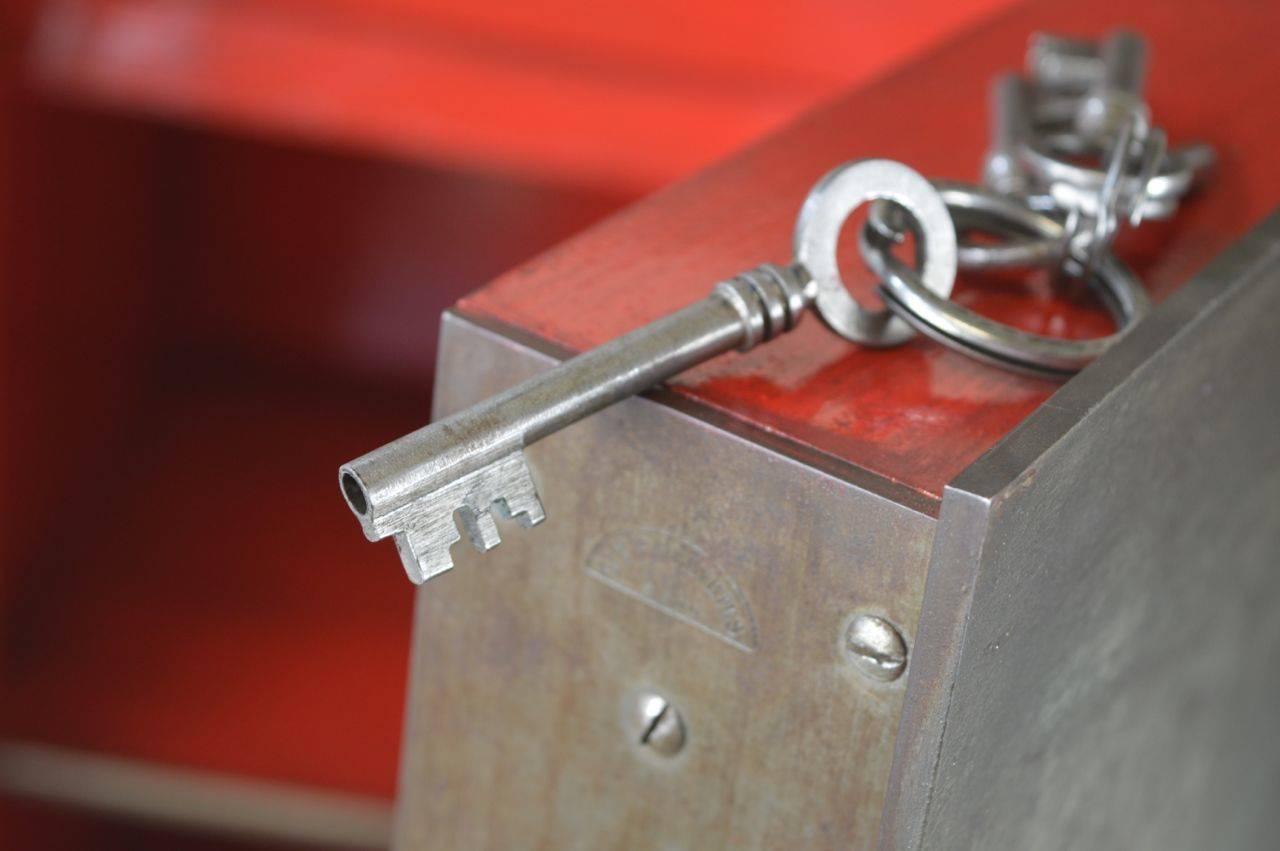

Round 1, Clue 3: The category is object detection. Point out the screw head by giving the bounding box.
[628,691,685,757]
[844,614,908,682]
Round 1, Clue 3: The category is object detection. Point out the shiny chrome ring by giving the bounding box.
[862,181,1151,378]
[794,159,957,347]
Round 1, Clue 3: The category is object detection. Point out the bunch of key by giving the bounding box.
[341,29,1210,584]
[976,29,1212,275]
[855,28,1212,376]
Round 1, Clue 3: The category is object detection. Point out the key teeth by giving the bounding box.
[395,528,458,586]
[494,493,546,528]
[385,449,545,585]
[457,505,502,552]
[455,488,547,554]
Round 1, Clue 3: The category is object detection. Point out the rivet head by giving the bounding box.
[844,614,908,682]
[628,691,685,757]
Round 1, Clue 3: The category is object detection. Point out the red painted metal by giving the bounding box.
[164,132,623,385]
[0,106,615,803]
[460,0,1280,501]
[29,0,1022,193]
[3,366,417,798]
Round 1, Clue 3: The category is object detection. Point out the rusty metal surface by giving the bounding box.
[882,211,1280,850]
[393,312,936,850]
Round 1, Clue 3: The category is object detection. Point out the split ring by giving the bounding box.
[862,181,1151,377]
[1019,136,1210,217]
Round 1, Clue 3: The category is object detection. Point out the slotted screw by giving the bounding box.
[629,691,685,757]
[844,614,908,682]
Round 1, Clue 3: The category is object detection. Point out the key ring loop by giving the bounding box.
[794,159,957,347]
[862,181,1151,378]
[1018,135,1208,217]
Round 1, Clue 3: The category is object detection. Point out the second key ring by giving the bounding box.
[863,181,1151,377]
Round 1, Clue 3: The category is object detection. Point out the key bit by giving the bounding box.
[381,450,545,584]
[1026,33,1105,92]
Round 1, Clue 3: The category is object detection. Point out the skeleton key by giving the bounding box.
[339,159,958,584]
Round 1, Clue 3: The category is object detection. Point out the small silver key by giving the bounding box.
[339,160,957,584]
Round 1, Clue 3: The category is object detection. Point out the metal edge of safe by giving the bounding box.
[879,207,1280,850]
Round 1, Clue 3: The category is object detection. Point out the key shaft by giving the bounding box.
[339,264,810,579]
[983,74,1032,196]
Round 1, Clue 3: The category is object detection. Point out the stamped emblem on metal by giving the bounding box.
[586,529,759,653]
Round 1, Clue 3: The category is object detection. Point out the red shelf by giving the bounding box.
[0,94,619,806]
[29,0,1023,192]
[4,363,419,798]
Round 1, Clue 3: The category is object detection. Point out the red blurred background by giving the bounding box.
[0,0,1022,847]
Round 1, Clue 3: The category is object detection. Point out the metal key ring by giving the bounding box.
[1019,136,1211,212]
[794,159,957,347]
[861,181,1151,378]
